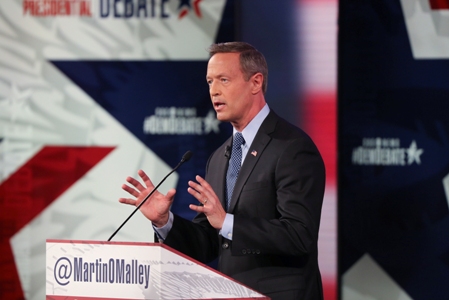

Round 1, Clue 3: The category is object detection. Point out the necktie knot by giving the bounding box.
[233,132,245,150]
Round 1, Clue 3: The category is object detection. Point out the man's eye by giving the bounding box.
[221,78,228,82]
[207,80,212,85]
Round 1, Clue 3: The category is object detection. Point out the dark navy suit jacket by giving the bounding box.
[163,111,325,300]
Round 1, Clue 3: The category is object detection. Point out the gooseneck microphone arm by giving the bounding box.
[107,151,193,241]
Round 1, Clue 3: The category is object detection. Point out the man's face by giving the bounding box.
[206,52,255,129]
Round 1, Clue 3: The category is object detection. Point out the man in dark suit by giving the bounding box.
[120,42,325,299]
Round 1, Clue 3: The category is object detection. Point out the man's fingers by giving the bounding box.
[166,188,177,199]
[122,184,140,197]
[138,170,155,187]
[187,186,205,204]
[189,204,205,213]
[188,180,209,199]
[126,176,147,192]
[188,180,201,191]
[119,198,137,206]
[193,175,216,199]
[195,175,211,189]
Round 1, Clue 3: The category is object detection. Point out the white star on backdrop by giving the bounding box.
[406,140,424,165]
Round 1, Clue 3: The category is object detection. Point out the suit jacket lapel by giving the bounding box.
[214,138,232,209]
[228,111,278,212]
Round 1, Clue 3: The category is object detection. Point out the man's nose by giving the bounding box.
[210,81,220,96]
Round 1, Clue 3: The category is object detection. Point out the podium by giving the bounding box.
[46,240,269,299]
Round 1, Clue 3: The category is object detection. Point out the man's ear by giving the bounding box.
[251,73,263,94]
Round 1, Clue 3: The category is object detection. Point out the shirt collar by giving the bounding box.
[233,104,270,148]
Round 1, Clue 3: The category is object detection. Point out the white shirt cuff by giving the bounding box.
[220,213,234,240]
[152,211,174,241]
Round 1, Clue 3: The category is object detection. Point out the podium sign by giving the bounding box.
[46,240,269,299]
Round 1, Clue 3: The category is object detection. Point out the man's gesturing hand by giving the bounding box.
[119,169,176,228]
[188,175,226,230]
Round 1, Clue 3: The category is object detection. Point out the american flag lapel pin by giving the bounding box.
[251,150,257,157]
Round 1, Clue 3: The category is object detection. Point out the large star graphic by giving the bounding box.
[51,60,232,221]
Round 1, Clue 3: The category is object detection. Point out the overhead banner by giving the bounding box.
[0,0,234,298]
[338,0,449,299]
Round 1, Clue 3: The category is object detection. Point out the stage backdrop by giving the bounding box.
[0,0,234,298]
[339,0,449,299]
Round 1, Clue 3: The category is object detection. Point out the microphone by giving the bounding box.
[224,146,231,159]
[108,150,193,241]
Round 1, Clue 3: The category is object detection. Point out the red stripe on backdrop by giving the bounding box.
[0,146,114,299]
[429,0,449,9]
[322,277,337,300]
[297,1,338,299]
[301,92,337,186]
[301,92,337,300]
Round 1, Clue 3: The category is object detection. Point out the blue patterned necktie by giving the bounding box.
[226,132,245,210]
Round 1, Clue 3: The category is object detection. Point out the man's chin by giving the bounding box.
[215,113,229,122]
